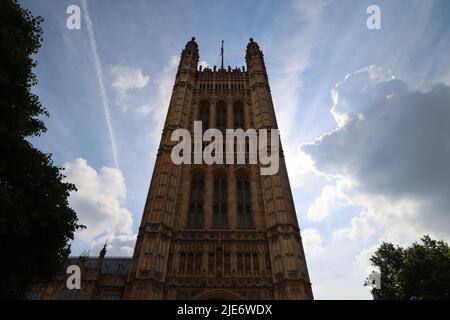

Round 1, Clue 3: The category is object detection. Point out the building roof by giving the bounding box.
[67,256,132,275]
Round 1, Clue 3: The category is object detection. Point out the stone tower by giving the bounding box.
[124,38,313,300]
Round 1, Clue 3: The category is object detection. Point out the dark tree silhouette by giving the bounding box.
[0,0,83,299]
[367,235,450,300]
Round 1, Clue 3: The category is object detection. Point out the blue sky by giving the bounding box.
[21,0,450,299]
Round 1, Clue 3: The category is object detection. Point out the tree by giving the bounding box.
[367,235,450,300]
[0,0,83,299]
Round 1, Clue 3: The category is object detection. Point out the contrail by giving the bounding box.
[81,0,119,169]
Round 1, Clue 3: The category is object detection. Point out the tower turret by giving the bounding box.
[246,38,268,84]
[178,37,199,73]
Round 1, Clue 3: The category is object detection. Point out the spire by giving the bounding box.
[99,241,107,259]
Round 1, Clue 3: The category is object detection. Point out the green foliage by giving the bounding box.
[0,0,83,299]
[0,0,46,138]
[368,235,450,300]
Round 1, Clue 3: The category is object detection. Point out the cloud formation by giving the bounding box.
[306,183,350,222]
[64,158,133,243]
[147,55,180,144]
[303,65,450,236]
[92,234,137,256]
[110,65,150,112]
[267,0,332,188]
[302,228,324,256]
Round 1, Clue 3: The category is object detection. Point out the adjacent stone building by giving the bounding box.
[27,245,132,300]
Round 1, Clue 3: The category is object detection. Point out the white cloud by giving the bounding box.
[147,55,180,144]
[284,146,321,188]
[302,228,324,256]
[135,104,153,115]
[64,158,133,243]
[91,233,137,257]
[307,186,336,222]
[198,60,210,69]
[305,230,373,300]
[355,244,380,275]
[267,0,332,188]
[111,65,149,92]
[332,210,377,243]
[110,65,150,112]
[300,66,450,299]
[333,192,423,243]
[306,182,351,222]
[330,66,395,128]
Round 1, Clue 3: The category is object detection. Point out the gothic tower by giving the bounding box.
[124,38,313,300]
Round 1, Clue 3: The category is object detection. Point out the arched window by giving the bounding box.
[233,102,244,129]
[198,101,209,131]
[213,173,228,228]
[216,101,227,133]
[236,173,253,228]
[187,173,204,227]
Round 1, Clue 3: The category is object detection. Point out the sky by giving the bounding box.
[20,0,450,299]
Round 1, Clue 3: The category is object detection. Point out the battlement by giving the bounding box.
[195,65,248,81]
[195,65,248,91]
[197,65,246,74]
